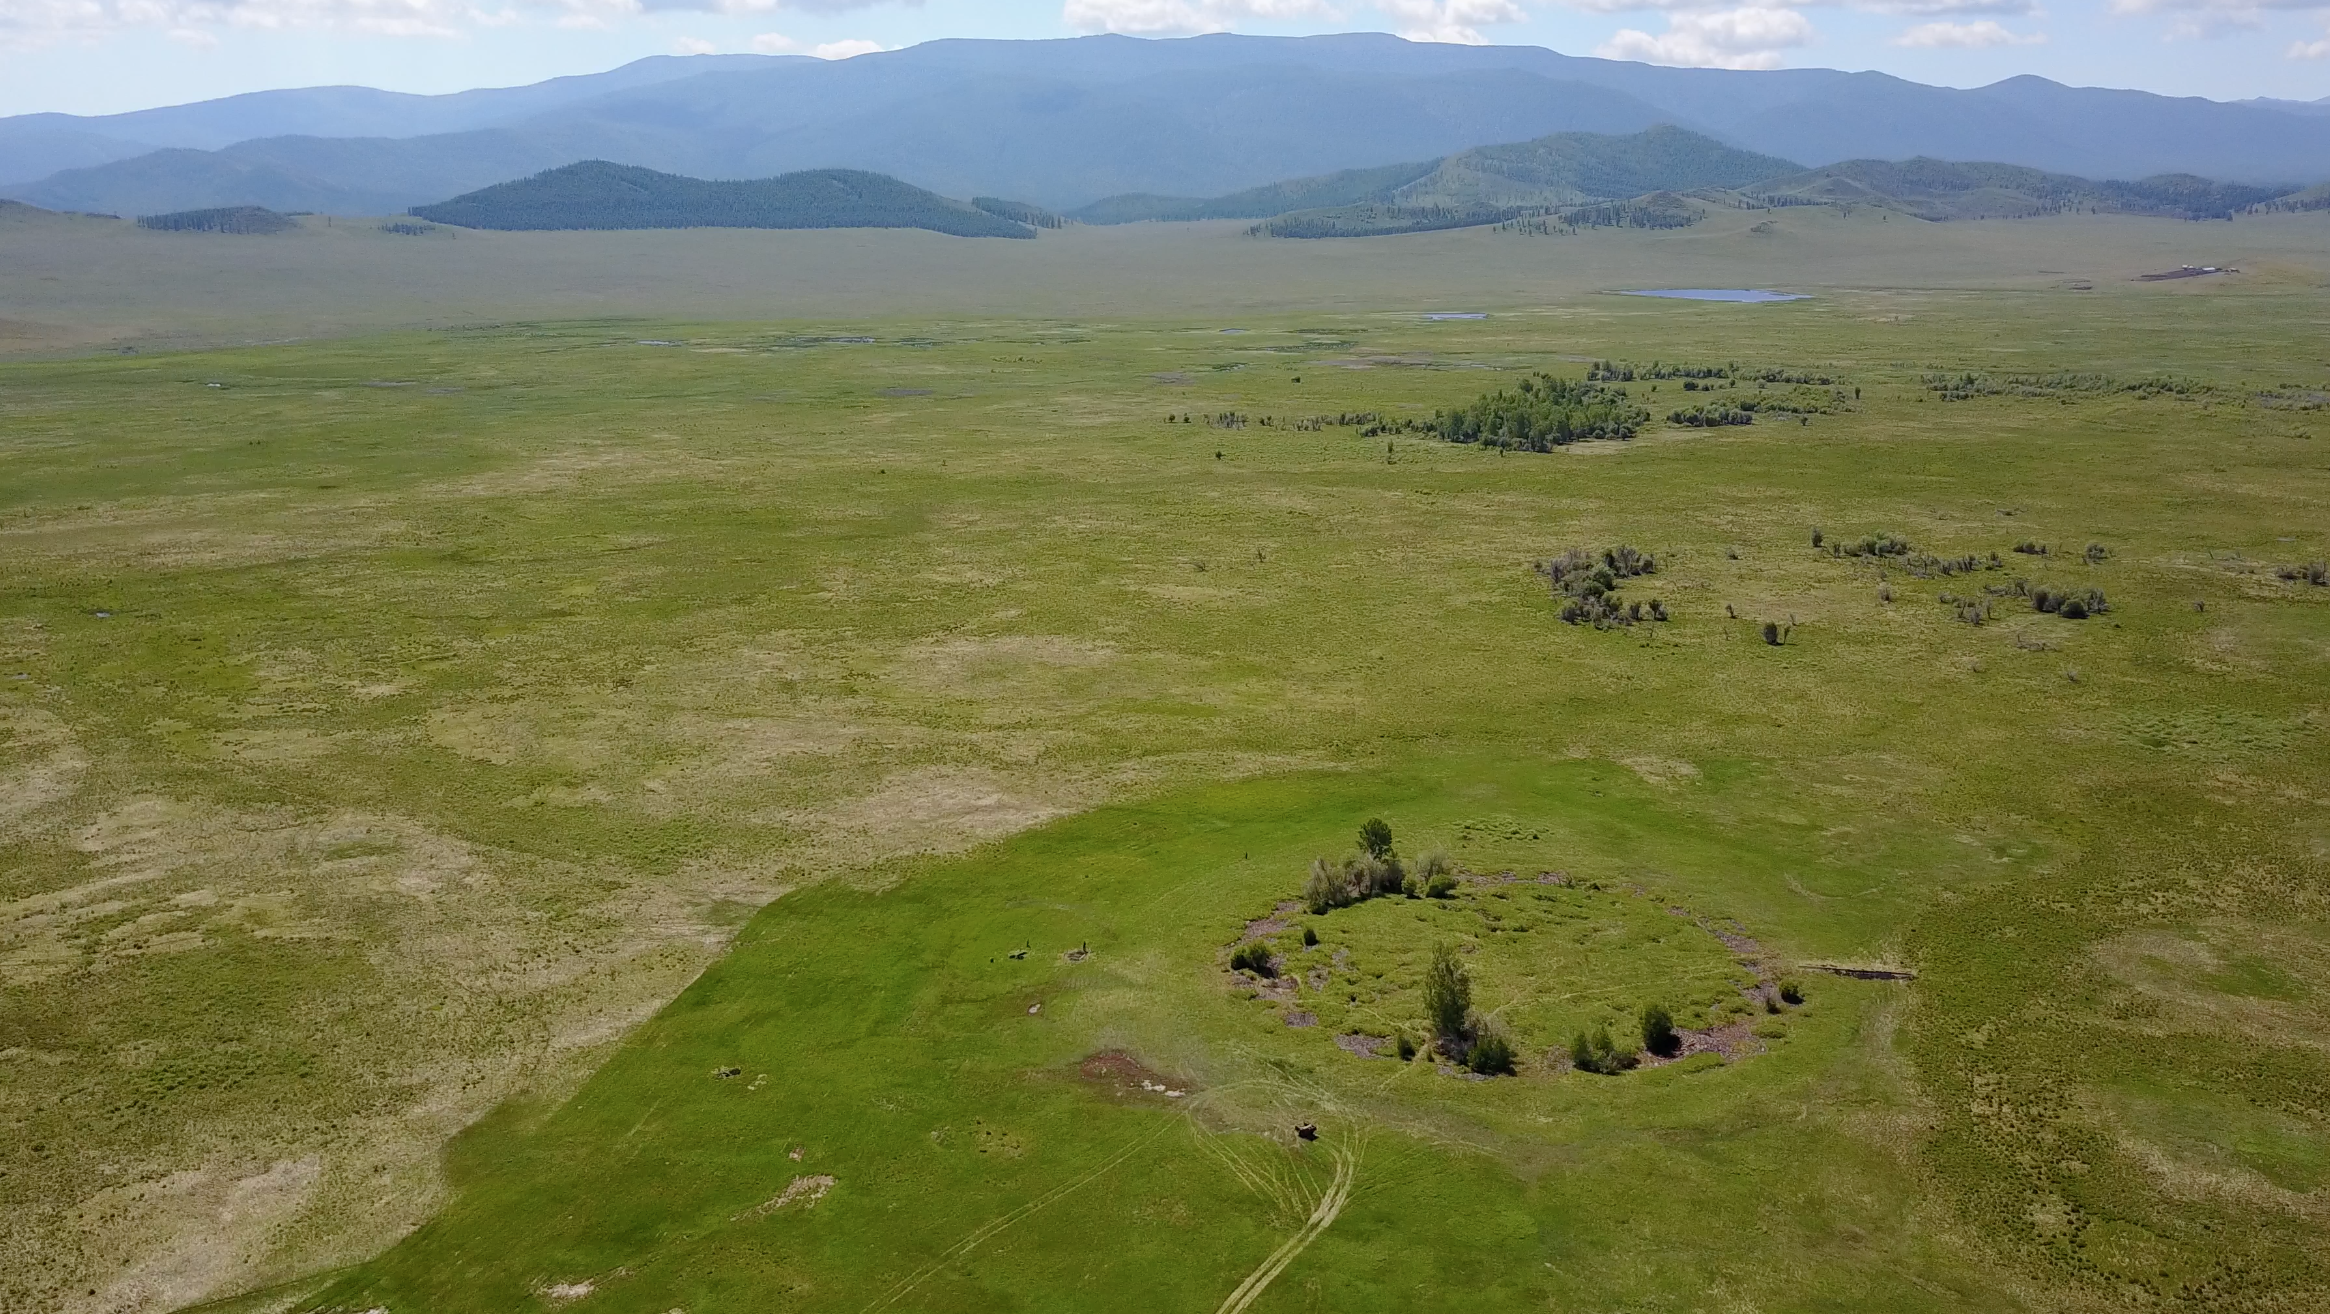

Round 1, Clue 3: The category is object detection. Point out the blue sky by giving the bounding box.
[1,0,2325,118]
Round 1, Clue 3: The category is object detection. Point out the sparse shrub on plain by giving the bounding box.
[1642,1003,1680,1057]
[1359,817,1394,858]
[1302,925,1318,947]
[2014,540,2049,556]
[2274,561,2328,585]
[1229,941,1276,977]
[1395,1032,1417,1061]
[2083,542,2110,564]
[1426,871,1458,899]
[1761,621,1783,646]
[1779,978,1805,1005]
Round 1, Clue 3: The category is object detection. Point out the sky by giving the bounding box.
[0,0,2325,118]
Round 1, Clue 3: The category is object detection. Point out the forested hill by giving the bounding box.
[1746,158,2291,221]
[410,162,1035,237]
[1074,127,1798,225]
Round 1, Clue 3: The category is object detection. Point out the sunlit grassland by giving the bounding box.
[0,234,2326,1312]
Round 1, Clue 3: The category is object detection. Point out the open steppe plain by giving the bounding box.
[2,203,2327,1313]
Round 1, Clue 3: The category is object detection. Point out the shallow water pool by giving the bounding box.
[1618,289,1809,303]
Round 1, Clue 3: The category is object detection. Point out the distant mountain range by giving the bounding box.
[410,161,1035,237]
[6,35,2330,220]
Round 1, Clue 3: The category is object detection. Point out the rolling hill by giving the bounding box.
[8,34,2330,217]
[1075,125,1798,227]
[407,161,1035,237]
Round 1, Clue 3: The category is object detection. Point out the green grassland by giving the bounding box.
[1,211,2327,1313]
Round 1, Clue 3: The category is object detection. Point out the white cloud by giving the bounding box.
[1596,5,1814,68]
[749,27,795,47]
[810,34,879,54]
[1376,0,1524,43]
[0,0,903,45]
[1860,0,2038,13]
[1892,17,2043,42]
[2292,30,2330,55]
[1060,0,1336,37]
[672,32,716,49]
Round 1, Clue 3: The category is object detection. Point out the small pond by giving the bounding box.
[1618,289,1809,303]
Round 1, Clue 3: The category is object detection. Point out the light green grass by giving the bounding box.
[1,216,2326,1312]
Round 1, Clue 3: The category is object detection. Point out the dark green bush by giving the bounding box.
[1423,944,1471,1046]
[1569,1025,1640,1075]
[1229,941,1276,977]
[1641,1003,1679,1057]
[1358,817,1394,858]
[1425,872,1457,899]
[1466,1031,1517,1075]
[1302,925,1319,948]
[1779,978,1805,1005]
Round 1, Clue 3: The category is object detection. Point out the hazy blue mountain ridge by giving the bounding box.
[8,34,2329,217]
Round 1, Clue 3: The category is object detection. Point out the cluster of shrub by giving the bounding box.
[1668,403,1754,427]
[1923,370,2206,402]
[2031,585,2111,619]
[1589,361,1840,387]
[2274,560,2328,586]
[1812,528,1912,558]
[1289,412,1383,432]
[379,221,436,237]
[2012,541,2110,564]
[1429,373,1649,450]
[1302,818,1456,913]
[1538,546,1668,629]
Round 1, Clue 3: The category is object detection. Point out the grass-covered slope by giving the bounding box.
[411,160,1035,236]
[1749,157,2294,221]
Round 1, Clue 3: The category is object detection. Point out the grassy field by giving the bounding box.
[2,211,2327,1313]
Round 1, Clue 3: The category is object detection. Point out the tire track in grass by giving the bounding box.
[857,1118,1176,1314]
[1211,1141,1358,1314]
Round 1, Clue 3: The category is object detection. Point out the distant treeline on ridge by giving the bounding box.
[410,162,1038,238]
[136,205,297,234]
